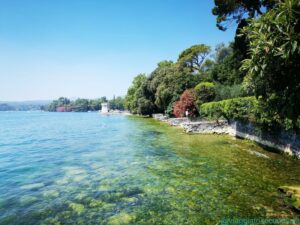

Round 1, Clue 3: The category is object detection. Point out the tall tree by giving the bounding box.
[177,44,211,72]
[212,0,277,69]
[212,0,275,31]
[241,0,300,129]
[125,74,147,113]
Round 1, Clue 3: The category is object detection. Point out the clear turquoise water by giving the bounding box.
[0,112,300,225]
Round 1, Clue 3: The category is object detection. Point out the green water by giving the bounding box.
[0,112,300,224]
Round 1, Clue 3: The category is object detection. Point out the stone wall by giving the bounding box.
[181,120,234,135]
[233,121,300,159]
[152,114,300,159]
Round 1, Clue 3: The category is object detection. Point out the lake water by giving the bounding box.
[0,112,300,225]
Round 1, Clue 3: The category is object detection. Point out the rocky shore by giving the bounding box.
[152,114,300,159]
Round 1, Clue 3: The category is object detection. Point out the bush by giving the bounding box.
[137,97,155,116]
[200,96,258,122]
[194,82,216,104]
[214,83,246,101]
[173,89,198,118]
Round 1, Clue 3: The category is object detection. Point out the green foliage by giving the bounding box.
[214,43,233,63]
[89,97,106,111]
[154,66,198,114]
[210,43,246,85]
[177,44,211,72]
[241,0,300,129]
[145,61,175,113]
[72,98,89,112]
[109,96,125,110]
[212,0,275,31]
[200,97,258,122]
[137,97,154,116]
[214,83,246,101]
[200,96,300,131]
[122,0,299,133]
[47,97,71,112]
[126,59,198,116]
[194,82,216,105]
[46,96,120,112]
[125,74,147,113]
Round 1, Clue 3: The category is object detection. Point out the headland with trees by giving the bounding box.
[45,96,125,112]
[125,0,300,133]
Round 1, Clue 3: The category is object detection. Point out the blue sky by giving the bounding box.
[0,0,236,101]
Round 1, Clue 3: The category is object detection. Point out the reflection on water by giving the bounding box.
[0,112,300,225]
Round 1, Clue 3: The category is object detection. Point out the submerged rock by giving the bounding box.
[69,203,85,214]
[40,218,61,225]
[20,182,45,190]
[19,195,38,205]
[42,190,59,198]
[108,212,135,225]
[123,187,143,197]
[279,185,300,211]
[88,199,103,208]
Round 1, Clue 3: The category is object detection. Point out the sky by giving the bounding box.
[0,0,236,101]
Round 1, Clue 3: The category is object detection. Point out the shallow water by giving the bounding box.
[0,112,300,225]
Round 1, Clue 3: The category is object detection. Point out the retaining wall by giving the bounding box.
[152,114,300,159]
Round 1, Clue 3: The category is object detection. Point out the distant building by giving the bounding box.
[101,102,109,113]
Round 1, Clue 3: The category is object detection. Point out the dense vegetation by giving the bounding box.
[46,96,124,112]
[125,0,300,131]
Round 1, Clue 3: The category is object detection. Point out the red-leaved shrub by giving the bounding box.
[173,89,198,118]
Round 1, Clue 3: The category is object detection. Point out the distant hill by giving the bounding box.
[0,100,52,111]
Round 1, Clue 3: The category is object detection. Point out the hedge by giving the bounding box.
[199,96,258,122]
[200,96,300,131]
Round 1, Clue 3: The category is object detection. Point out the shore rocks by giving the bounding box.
[168,118,189,126]
[279,186,300,212]
[182,120,231,134]
[152,114,230,135]
[152,114,300,159]
[152,114,169,122]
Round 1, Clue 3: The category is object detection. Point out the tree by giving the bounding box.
[194,82,216,105]
[72,98,89,112]
[89,98,104,111]
[125,74,147,113]
[212,1,277,71]
[214,83,246,101]
[212,0,275,31]
[173,89,198,118]
[57,97,71,106]
[152,62,197,114]
[137,97,154,116]
[109,96,125,110]
[47,97,71,112]
[241,0,300,129]
[177,44,211,72]
[214,43,233,63]
[125,47,209,116]
[210,43,246,85]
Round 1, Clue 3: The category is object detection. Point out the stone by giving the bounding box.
[20,183,45,190]
[279,185,300,211]
[42,190,59,198]
[152,113,300,159]
[19,195,38,205]
[69,203,85,214]
[108,212,135,225]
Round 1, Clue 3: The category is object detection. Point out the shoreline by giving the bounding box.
[152,113,300,159]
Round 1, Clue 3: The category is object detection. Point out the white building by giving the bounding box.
[101,102,110,113]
